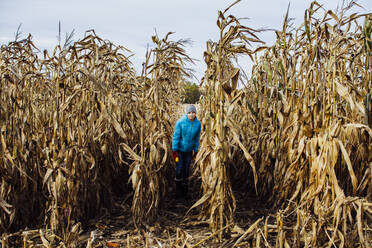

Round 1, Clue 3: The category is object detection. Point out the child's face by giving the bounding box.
[187,111,196,121]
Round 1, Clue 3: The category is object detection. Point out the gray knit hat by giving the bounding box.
[186,105,197,114]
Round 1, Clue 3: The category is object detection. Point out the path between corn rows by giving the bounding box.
[80,190,272,247]
[78,104,273,247]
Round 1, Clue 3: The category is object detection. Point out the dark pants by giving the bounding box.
[175,151,192,199]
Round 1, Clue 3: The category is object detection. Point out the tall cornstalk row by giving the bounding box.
[188,4,265,240]
[122,33,193,226]
[0,29,191,246]
[215,2,371,246]
[0,32,141,246]
[0,36,45,233]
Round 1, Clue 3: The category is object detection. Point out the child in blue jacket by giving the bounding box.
[172,105,201,199]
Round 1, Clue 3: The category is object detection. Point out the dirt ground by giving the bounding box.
[78,185,273,247]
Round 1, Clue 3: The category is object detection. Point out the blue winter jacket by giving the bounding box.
[172,114,201,153]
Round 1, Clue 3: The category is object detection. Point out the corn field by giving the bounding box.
[1,1,371,247]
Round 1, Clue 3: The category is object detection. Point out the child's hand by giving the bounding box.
[172,151,179,162]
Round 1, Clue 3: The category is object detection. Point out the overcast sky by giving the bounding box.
[1,0,371,81]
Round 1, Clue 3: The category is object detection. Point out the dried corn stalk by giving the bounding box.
[122,33,194,226]
[187,1,265,240]
[0,32,137,246]
[217,1,372,246]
